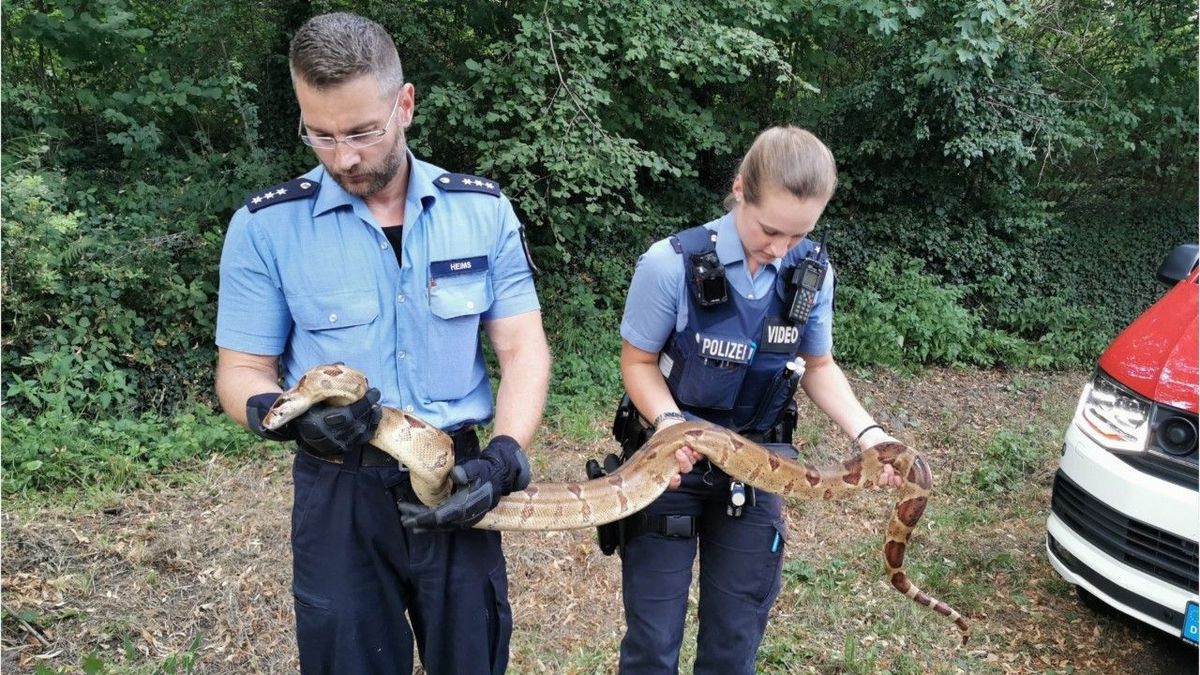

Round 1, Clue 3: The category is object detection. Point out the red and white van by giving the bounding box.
[1046,243,1199,645]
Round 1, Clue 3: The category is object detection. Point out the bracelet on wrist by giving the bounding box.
[854,423,883,442]
[654,411,687,428]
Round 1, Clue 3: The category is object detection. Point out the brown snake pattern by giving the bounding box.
[262,364,969,644]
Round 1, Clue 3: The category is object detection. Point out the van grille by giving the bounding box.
[1050,471,1199,591]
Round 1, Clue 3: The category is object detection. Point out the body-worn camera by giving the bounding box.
[690,250,728,306]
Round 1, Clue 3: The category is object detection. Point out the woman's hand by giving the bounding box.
[858,427,905,489]
[655,417,703,489]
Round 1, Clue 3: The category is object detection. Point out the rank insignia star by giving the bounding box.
[435,172,501,197]
[244,176,321,212]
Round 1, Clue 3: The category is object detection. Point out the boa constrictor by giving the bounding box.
[262,363,969,644]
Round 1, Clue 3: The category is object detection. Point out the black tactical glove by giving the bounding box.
[246,392,297,442]
[396,435,532,530]
[245,389,383,455]
[295,388,383,455]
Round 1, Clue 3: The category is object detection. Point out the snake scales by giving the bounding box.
[262,363,969,644]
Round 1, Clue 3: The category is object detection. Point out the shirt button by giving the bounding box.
[466,301,475,309]
[404,405,414,412]
[328,313,337,323]
[397,294,406,303]
[397,351,406,360]
[381,242,388,250]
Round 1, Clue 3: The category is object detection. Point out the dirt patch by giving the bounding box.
[3,368,1197,673]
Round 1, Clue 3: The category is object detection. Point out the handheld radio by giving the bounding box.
[785,229,828,324]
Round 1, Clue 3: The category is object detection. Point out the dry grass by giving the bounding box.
[3,368,1197,674]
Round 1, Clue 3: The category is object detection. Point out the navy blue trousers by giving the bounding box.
[290,447,511,674]
[618,465,787,675]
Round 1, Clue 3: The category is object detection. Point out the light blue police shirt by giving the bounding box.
[620,211,834,357]
[216,153,540,430]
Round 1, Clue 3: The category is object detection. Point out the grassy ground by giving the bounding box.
[3,368,1197,673]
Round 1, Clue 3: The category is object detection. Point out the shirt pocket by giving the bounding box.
[425,272,494,401]
[287,289,380,356]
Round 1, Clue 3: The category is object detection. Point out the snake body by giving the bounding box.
[262,363,969,643]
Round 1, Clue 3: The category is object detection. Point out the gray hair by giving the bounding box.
[289,13,404,97]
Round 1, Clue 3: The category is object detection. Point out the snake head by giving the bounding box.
[259,364,371,430]
[260,388,316,430]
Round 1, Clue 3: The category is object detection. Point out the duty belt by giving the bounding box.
[624,512,697,540]
[300,427,479,468]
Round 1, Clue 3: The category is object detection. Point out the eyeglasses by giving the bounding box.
[298,97,400,150]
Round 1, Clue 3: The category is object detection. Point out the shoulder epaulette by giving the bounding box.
[244,176,320,213]
[434,173,501,197]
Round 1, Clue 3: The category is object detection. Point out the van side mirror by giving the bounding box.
[1155,243,1199,286]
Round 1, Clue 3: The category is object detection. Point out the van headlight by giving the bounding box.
[1075,372,1151,452]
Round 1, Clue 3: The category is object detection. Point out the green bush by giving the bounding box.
[1,0,1194,497]
[967,427,1051,495]
[2,148,293,418]
[834,254,995,368]
[833,250,1139,370]
[538,258,628,432]
[1,404,258,495]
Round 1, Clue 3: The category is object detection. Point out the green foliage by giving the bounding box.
[2,148,291,418]
[414,0,799,269]
[2,404,258,495]
[1041,198,1196,329]
[2,0,279,165]
[965,427,1051,495]
[835,254,998,368]
[1028,0,1198,203]
[538,258,628,431]
[0,0,1194,495]
[834,250,1144,370]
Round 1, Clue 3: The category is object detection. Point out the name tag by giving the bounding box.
[759,320,801,353]
[430,256,488,277]
[697,335,755,365]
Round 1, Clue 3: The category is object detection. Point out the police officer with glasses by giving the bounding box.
[215,12,550,674]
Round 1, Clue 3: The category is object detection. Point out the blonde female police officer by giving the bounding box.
[215,13,551,674]
[615,127,901,674]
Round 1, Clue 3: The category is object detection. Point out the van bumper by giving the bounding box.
[1046,423,1199,640]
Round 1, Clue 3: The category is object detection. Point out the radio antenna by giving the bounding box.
[815,228,829,258]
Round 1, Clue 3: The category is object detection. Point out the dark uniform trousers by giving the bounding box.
[618,463,788,675]
[290,436,511,675]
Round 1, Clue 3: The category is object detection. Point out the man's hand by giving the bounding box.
[246,392,296,442]
[246,388,382,454]
[294,388,382,454]
[397,435,531,530]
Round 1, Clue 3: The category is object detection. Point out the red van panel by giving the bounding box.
[1099,270,1199,413]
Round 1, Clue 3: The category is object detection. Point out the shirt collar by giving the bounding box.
[311,165,353,217]
[310,150,438,222]
[403,153,439,228]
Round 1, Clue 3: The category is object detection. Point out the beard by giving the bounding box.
[327,132,406,198]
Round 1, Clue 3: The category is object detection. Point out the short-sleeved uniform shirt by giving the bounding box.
[620,211,834,358]
[216,153,540,430]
